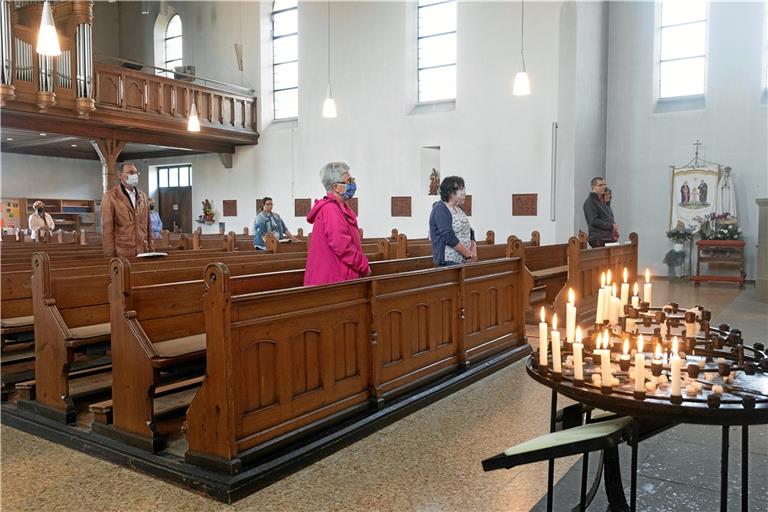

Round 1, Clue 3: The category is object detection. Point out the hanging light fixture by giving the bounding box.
[36,0,61,56]
[188,96,201,132]
[513,0,530,96]
[322,1,337,118]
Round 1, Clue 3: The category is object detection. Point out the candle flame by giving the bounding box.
[623,267,628,283]
[603,330,610,350]
[612,282,617,297]
[576,326,583,343]
[633,282,639,296]
[655,343,662,360]
[607,269,612,285]
[672,336,679,355]
[637,334,644,353]
[552,313,558,331]
[540,306,545,324]
[568,288,575,304]
[645,268,651,283]
[601,272,606,287]
[623,338,629,355]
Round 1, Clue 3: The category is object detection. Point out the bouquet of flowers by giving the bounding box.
[665,227,694,244]
[197,199,215,223]
[711,223,742,240]
[692,212,739,240]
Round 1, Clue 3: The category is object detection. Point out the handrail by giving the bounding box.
[94,54,254,96]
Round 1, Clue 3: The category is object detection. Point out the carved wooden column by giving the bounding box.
[72,0,94,117]
[91,138,126,193]
[0,0,15,106]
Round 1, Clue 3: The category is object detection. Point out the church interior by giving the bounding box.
[1,1,767,511]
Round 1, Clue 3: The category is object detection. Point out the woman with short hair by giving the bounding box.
[304,161,370,286]
[429,176,476,266]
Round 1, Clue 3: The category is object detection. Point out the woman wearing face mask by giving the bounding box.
[429,176,477,266]
[148,198,164,239]
[304,161,370,286]
[28,201,55,241]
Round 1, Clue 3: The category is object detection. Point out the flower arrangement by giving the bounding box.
[197,199,215,224]
[692,212,741,240]
[665,227,694,244]
[710,223,742,241]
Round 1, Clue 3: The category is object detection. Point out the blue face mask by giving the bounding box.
[342,181,357,200]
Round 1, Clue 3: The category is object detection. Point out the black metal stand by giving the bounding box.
[630,418,639,512]
[742,425,748,511]
[547,386,558,512]
[721,425,729,512]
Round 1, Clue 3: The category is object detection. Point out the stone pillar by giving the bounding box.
[756,198,768,300]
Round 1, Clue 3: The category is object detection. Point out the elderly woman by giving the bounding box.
[304,162,371,286]
[429,176,476,266]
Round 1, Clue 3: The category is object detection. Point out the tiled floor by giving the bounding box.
[2,280,766,511]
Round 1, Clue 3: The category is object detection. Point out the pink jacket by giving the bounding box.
[304,193,370,286]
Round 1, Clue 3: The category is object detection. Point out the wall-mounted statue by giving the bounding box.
[429,168,440,196]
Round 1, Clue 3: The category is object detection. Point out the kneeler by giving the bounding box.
[482,415,633,511]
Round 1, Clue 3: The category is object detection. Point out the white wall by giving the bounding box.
[124,1,580,243]
[606,1,768,279]
[0,153,104,199]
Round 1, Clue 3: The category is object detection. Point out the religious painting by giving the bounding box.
[669,166,720,231]
[222,200,237,217]
[294,198,311,217]
[391,196,412,217]
[429,168,440,196]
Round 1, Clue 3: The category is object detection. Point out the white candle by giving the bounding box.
[643,269,653,307]
[596,272,607,324]
[600,331,612,384]
[619,268,630,316]
[626,315,637,334]
[538,307,548,368]
[670,337,682,397]
[635,335,645,392]
[603,278,612,322]
[551,314,561,373]
[573,327,584,381]
[631,281,640,309]
[609,284,621,326]
[660,320,668,338]
[566,288,576,344]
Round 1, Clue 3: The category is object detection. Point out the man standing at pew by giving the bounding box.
[583,176,618,248]
[27,201,55,241]
[101,162,153,257]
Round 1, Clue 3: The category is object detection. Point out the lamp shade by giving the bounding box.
[513,71,530,96]
[187,101,201,132]
[322,83,337,118]
[36,1,61,56]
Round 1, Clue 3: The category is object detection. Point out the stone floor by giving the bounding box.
[1,280,766,511]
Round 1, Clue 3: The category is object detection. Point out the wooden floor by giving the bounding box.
[2,280,766,511]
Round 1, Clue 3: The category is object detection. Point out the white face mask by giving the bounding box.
[125,174,139,186]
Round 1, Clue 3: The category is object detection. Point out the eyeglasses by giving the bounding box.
[335,177,355,185]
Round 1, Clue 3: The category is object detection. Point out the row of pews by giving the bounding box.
[1,228,637,482]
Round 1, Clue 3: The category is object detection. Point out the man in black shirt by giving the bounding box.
[583,177,618,248]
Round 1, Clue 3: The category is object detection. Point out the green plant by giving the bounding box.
[665,228,693,243]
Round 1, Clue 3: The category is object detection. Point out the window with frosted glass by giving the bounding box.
[418,0,456,102]
[658,0,707,98]
[273,0,298,119]
[155,165,191,189]
[164,15,183,78]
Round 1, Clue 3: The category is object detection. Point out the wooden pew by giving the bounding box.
[184,256,525,471]
[100,255,435,451]
[554,233,639,324]
[22,250,391,420]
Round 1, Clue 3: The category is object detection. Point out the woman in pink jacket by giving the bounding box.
[304,162,371,286]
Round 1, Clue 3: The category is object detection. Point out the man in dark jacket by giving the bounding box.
[583,177,618,248]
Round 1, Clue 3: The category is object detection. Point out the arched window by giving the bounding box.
[164,14,183,75]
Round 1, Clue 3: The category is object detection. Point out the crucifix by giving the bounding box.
[692,139,703,167]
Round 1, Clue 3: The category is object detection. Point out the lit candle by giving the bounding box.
[606,269,612,286]
[670,337,682,397]
[538,307,548,369]
[631,282,640,309]
[643,269,653,307]
[609,283,621,327]
[619,338,631,371]
[619,268,630,316]
[603,272,612,321]
[566,288,576,344]
[601,332,612,385]
[573,327,584,382]
[651,342,663,376]
[596,272,607,324]
[551,313,561,373]
[635,335,645,392]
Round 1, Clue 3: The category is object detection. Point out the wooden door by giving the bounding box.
[158,187,192,233]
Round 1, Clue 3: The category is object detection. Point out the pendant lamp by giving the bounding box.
[513,0,530,96]
[322,1,337,118]
[37,0,61,56]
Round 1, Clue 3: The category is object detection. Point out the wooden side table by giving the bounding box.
[691,239,746,287]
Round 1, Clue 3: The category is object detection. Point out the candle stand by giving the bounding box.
[530,300,768,512]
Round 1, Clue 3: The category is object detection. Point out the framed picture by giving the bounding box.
[669,166,720,231]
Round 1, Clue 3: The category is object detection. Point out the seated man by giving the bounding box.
[253,197,296,249]
[28,201,55,241]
